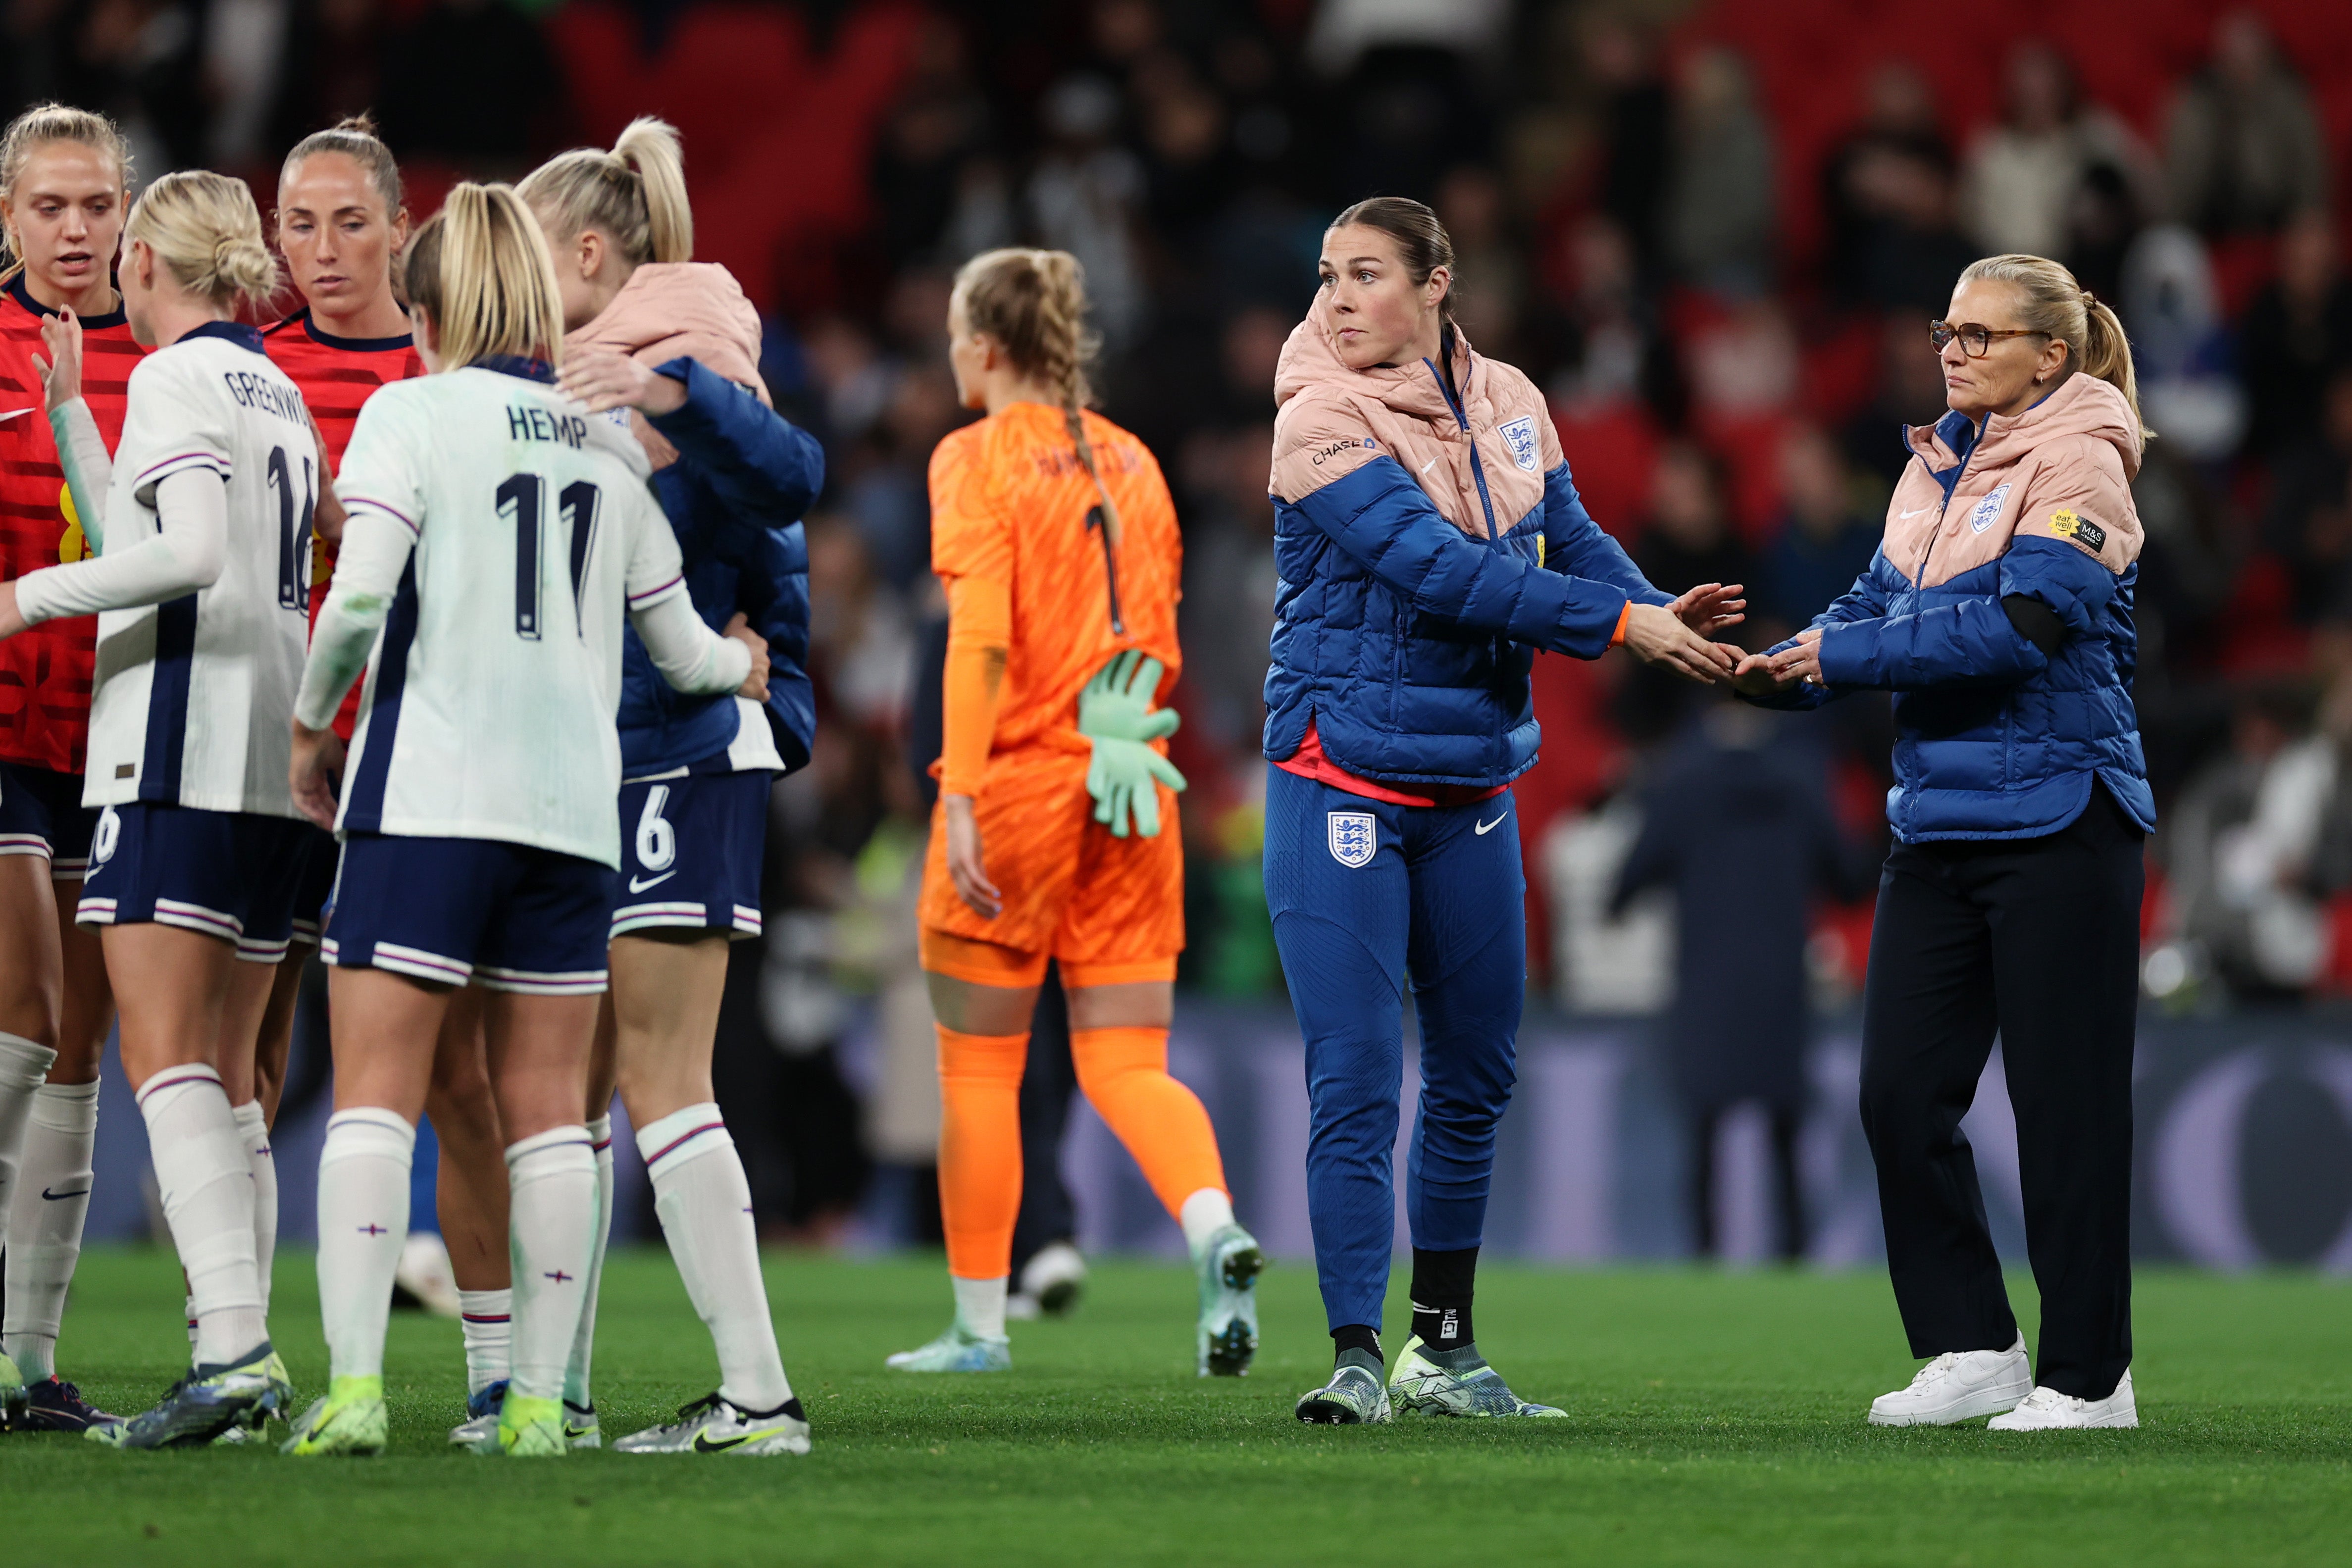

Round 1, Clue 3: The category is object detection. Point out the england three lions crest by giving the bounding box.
[1327,811,1377,868]
[1498,415,1541,473]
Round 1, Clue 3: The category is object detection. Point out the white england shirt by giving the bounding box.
[298,359,747,867]
[70,324,315,816]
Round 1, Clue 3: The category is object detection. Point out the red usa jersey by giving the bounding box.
[263,309,423,739]
[0,274,146,773]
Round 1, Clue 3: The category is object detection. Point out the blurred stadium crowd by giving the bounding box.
[10,0,2352,1243]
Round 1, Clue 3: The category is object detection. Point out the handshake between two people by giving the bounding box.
[1624,583,1825,698]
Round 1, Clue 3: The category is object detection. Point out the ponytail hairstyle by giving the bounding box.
[126,170,280,311]
[1328,195,1457,335]
[401,183,564,370]
[951,247,1122,543]
[1956,252,2151,441]
[0,102,133,284]
[515,116,692,268]
[280,112,405,221]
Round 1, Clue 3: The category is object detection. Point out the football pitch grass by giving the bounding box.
[8,1247,2349,1566]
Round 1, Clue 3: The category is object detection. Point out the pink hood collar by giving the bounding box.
[1272,301,1480,427]
[1905,372,2145,483]
[566,262,769,468]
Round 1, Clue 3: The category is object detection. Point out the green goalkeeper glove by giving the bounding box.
[1078,650,1186,838]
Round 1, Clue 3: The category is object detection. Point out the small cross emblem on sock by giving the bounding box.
[359,1223,387,1235]
[544,1269,573,1283]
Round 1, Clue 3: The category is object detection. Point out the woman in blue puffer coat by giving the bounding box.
[1738,253,2153,1433]
[1269,197,1742,1425]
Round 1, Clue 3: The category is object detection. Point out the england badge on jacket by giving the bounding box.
[1968,481,2012,534]
[1327,810,1377,868]
[1499,415,1540,472]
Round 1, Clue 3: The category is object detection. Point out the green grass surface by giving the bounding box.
[8,1247,2350,1566]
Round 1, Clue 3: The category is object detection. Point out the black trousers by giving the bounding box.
[1859,784,2142,1400]
[1010,962,1080,1278]
[1688,1101,1805,1262]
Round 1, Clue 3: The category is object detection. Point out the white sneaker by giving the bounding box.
[1988,1370,2138,1430]
[1868,1338,2031,1426]
[394,1232,462,1318]
[1019,1242,1087,1317]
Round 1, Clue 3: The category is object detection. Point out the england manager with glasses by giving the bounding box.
[1735,254,2153,1431]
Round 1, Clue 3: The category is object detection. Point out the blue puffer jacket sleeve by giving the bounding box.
[1541,462,1673,609]
[1816,535,2112,692]
[1741,552,1896,710]
[1299,455,1636,659]
[618,356,821,772]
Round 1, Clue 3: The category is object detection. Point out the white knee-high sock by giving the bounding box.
[637,1104,792,1412]
[0,1032,59,1260]
[314,1108,414,1384]
[506,1126,597,1404]
[234,1100,277,1316]
[137,1065,265,1365]
[561,1114,614,1411]
[3,1077,98,1381]
[459,1288,512,1396]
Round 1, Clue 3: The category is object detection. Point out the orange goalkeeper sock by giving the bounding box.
[1071,1026,1227,1217]
[934,1023,1027,1281]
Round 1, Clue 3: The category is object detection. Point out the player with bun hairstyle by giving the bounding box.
[0,101,142,1434]
[265,114,521,1431]
[884,247,1263,1380]
[281,183,773,1459]
[0,168,309,1448]
[510,118,821,1456]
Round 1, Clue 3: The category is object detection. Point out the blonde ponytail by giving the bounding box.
[0,102,133,285]
[402,182,564,370]
[1957,252,2152,441]
[127,170,279,310]
[951,246,1124,546]
[516,116,692,269]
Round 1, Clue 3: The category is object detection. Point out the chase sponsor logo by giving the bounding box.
[1311,437,1370,466]
[1498,414,1540,472]
[1327,810,1377,868]
[1968,481,2012,535]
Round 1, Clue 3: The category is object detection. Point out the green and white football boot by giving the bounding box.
[281,1375,389,1456]
[1387,1336,1564,1417]
[614,1392,812,1456]
[88,1341,288,1449]
[1195,1224,1264,1377]
[0,1348,26,1428]
[885,1321,1011,1373]
[1295,1350,1392,1424]
[563,1400,601,1450]
[475,1392,568,1457]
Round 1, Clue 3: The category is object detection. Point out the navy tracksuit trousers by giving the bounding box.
[1263,764,1527,1332]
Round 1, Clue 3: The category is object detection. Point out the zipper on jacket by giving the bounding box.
[1087,504,1126,635]
[1425,355,1502,541]
[1919,418,1983,583]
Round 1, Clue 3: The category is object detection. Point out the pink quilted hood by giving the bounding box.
[566,261,769,469]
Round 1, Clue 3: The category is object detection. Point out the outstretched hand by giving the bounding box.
[1670,580,1746,638]
[32,309,83,412]
[1621,602,1738,686]
[1762,625,1825,688]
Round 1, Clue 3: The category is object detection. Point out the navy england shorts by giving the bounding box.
[323,833,613,994]
[77,803,312,963]
[0,761,105,877]
[288,824,341,946]
[609,767,771,940]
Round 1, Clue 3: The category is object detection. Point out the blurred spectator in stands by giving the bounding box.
[1840,311,1950,489]
[1314,0,1501,203]
[268,0,388,154]
[1762,426,1878,629]
[2240,211,2352,458]
[1027,73,1146,351]
[1583,10,1670,273]
[1959,41,2151,265]
[377,0,560,176]
[1623,442,1751,742]
[203,0,291,170]
[1537,213,1680,426]
[1685,298,1797,423]
[2165,10,2330,238]
[2263,369,2352,623]
[1822,61,1953,306]
[3,0,73,114]
[2122,224,2246,460]
[872,14,999,269]
[1613,695,1866,1260]
[1438,164,1524,359]
[2161,683,2336,999]
[1176,422,1279,759]
[1131,47,1235,261]
[1852,129,1977,312]
[1665,45,1774,298]
[67,0,205,175]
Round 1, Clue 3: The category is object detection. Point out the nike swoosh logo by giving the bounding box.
[1475,812,1508,835]
[1899,507,1929,519]
[0,407,35,424]
[692,1428,757,1453]
[627,871,675,894]
[1418,456,1440,475]
[42,1185,91,1200]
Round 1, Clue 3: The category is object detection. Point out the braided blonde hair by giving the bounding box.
[1958,253,2151,440]
[951,247,1122,544]
[0,103,133,285]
